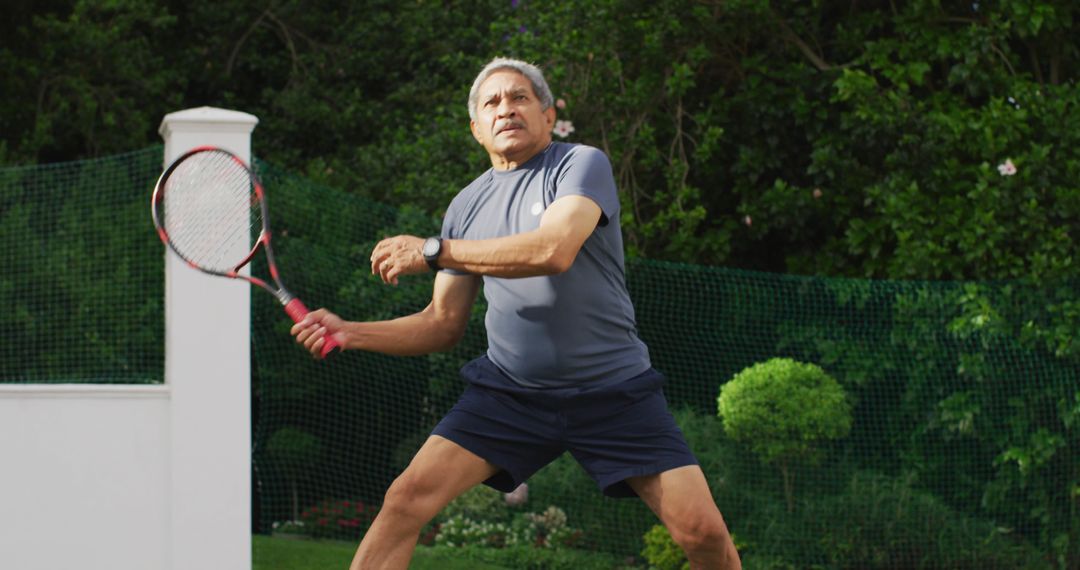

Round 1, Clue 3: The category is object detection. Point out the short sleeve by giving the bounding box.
[554,146,619,226]
[437,199,469,275]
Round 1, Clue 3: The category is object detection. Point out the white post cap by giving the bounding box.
[159,106,259,136]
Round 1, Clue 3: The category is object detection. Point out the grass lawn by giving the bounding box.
[252,535,509,570]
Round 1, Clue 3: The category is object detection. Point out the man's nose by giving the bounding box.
[496,99,516,118]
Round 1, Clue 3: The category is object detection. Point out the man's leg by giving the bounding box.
[350,435,500,570]
[626,465,741,570]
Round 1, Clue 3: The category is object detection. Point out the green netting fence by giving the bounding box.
[2,148,1077,568]
[0,147,164,384]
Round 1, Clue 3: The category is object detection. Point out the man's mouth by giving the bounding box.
[496,121,524,135]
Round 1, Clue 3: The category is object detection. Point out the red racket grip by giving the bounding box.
[284,298,342,359]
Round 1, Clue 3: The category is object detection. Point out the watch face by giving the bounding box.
[423,238,440,258]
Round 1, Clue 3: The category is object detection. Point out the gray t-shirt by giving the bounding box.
[441,142,651,388]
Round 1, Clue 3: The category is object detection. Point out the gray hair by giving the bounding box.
[467,57,554,122]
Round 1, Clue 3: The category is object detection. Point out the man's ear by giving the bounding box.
[544,106,556,127]
[469,120,483,144]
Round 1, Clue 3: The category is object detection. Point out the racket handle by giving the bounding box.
[284,298,342,359]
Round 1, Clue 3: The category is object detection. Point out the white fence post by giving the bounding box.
[159,106,258,570]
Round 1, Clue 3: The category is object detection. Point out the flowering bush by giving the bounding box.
[524,506,583,548]
[298,498,379,540]
[435,515,518,548]
[434,505,583,550]
[442,484,508,522]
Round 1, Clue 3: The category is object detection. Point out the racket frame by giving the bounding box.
[151,146,338,355]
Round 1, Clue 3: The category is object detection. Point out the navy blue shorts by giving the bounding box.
[431,356,698,498]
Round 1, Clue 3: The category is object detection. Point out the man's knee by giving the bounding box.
[378,472,442,526]
[669,512,733,555]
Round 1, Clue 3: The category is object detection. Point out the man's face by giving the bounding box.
[470,69,555,167]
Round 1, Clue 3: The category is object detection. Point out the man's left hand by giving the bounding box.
[370,235,427,285]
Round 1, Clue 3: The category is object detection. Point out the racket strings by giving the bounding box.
[162,150,264,273]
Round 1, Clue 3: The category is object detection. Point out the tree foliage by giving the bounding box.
[3,0,1077,283]
[499,0,1079,282]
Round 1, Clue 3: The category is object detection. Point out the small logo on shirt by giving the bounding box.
[530,201,544,216]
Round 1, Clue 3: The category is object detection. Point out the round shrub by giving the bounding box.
[718,358,852,511]
[718,358,851,464]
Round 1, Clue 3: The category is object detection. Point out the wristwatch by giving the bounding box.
[422,237,443,271]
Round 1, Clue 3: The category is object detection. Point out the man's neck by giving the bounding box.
[489,140,553,171]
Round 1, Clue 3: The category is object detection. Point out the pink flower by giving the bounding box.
[555,98,567,109]
[743,215,752,227]
[505,483,529,506]
[552,120,575,138]
[812,188,823,199]
[997,159,1017,176]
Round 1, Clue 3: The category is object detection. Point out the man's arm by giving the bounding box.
[370,195,602,284]
[291,271,481,358]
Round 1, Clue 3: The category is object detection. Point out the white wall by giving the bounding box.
[0,107,257,570]
[0,386,171,570]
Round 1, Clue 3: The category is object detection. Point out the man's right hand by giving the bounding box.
[370,234,427,285]
[291,308,348,359]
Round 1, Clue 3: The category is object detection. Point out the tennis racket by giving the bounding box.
[151,146,340,358]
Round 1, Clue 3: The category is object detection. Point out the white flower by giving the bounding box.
[997,158,1017,176]
[555,98,567,109]
[552,120,575,138]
